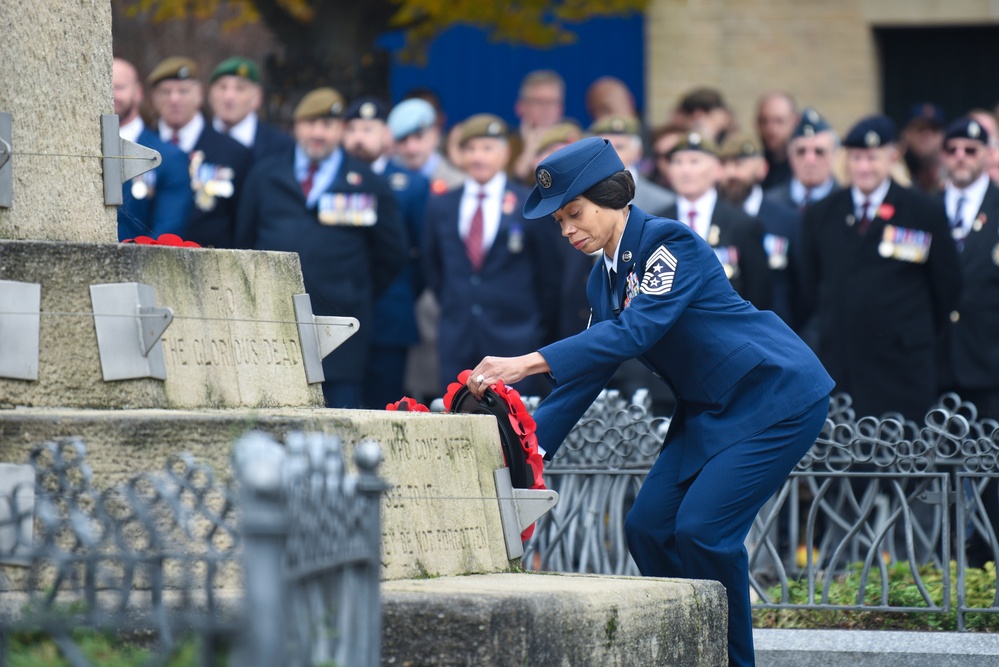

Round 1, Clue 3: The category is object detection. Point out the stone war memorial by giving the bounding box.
[0,1,727,665]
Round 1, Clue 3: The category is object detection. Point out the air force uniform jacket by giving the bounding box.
[534,206,834,482]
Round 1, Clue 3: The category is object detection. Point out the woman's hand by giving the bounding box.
[467,352,550,398]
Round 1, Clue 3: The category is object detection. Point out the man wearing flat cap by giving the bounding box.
[388,98,465,195]
[342,96,431,408]
[234,88,407,409]
[663,132,773,311]
[766,108,841,211]
[590,115,675,217]
[719,133,804,330]
[208,56,292,164]
[422,113,562,395]
[148,56,251,247]
[799,114,961,421]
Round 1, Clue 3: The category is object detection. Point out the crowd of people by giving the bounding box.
[113,56,999,424]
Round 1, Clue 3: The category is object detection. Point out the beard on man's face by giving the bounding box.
[718,178,753,205]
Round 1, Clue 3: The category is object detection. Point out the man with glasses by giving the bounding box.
[799,115,961,421]
[767,108,840,211]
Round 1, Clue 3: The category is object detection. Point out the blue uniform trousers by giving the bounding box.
[625,395,829,666]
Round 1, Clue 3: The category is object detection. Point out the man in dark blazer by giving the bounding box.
[719,133,805,330]
[937,115,999,567]
[800,115,962,421]
[235,87,407,408]
[423,114,561,396]
[664,132,773,311]
[112,58,192,240]
[148,57,251,248]
[208,57,294,164]
[766,108,841,211]
[342,96,430,408]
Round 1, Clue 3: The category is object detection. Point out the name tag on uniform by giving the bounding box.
[713,246,740,279]
[878,224,931,264]
[317,192,378,226]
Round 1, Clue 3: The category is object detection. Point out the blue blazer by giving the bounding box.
[370,162,430,347]
[534,206,834,482]
[235,148,407,383]
[423,181,562,392]
[117,128,192,241]
[186,125,252,248]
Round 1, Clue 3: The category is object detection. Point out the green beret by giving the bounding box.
[719,133,761,160]
[210,57,260,84]
[147,57,199,87]
[293,87,346,121]
[537,121,583,154]
[668,131,720,159]
[459,114,508,145]
[588,115,641,137]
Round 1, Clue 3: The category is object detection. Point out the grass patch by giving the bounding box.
[753,561,999,631]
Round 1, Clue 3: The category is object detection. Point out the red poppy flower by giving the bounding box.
[877,203,895,221]
[121,234,201,248]
[385,396,430,412]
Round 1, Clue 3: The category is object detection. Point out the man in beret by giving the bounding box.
[766,108,842,211]
[719,133,804,330]
[755,92,799,191]
[422,113,562,395]
[799,114,961,420]
[900,102,946,194]
[208,56,293,164]
[112,58,191,241]
[663,132,773,311]
[388,98,465,195]
[590,115,675,217]
[341,96,431,408]
[148,56,251,247]
[234,88,407,408]
[937,115,999,567]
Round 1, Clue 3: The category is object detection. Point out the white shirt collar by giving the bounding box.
[371,155,389,175]
[945,171,990,232]
[677,189,718,241]
[462,172,505,202]
[851,178,892,216]
[213,111,257,148]
[790,178,835,206]
[743,185,764,217]
[158,112,204,154]
[119,116,144,144]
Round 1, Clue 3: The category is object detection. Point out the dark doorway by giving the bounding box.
[877,25,999,126]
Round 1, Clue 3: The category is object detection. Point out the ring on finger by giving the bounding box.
[476,374,485,384]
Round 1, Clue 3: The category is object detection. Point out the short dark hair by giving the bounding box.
[581,169,635,210]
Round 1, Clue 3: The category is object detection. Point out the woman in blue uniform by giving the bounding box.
[467,137,834,666]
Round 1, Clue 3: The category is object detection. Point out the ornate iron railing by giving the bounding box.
[523,391,999,631]
[0,431,386,666]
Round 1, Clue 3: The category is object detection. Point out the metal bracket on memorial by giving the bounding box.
[293,293,360,384]
[0,280,42,381]
[90,282,173,381]
[0,112,12,207]
[494,467,559,560]
[101,114,162,206]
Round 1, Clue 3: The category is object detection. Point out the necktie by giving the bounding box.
[858,199,872,234]
[687,209,697,231]
[952,196,966,230]
[169,130,180,146]
[800,188,812,211]
[609,267,619,311]
[467,191,486,271]
[301,162,318,199]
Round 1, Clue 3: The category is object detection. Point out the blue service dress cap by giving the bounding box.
[792,108,832,139]
[387,98,436,141]
[345,96,389,122]
[523,136,626,220]
[944,115,990,145]
[843,114,898,148]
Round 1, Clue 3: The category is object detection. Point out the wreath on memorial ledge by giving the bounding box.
[121,233,202,248]
[385,396,430,412]
[443,370,546,540]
